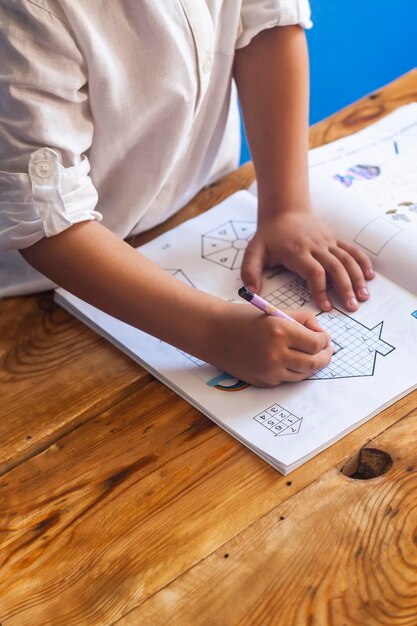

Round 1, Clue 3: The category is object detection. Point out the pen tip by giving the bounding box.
[238,286,254,301]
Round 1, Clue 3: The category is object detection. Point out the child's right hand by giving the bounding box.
[206,303,333,387]
[20,219,331,389]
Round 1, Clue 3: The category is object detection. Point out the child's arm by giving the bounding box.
[5,3,331,388]
[233,25,375,312]
[21,220,332,387]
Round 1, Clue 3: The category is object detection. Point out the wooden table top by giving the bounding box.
[1,70,417,626]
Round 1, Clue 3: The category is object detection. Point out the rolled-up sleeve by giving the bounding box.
[236,0,313,49]
[0,1,101,252]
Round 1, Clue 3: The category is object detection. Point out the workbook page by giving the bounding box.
[56,190,417,474]
[308,104,417,295]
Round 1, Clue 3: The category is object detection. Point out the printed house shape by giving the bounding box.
[309,309,395,380]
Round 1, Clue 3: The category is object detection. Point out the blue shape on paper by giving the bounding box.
[206,372,249,392]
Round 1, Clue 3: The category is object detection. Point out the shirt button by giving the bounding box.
[35,161,50,178]
[202,52,212,75]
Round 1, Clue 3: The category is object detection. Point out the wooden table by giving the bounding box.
[2,70,417,626]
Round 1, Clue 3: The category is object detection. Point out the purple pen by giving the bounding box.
[238,286,301,325]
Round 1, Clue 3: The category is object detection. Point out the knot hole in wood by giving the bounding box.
[340,447,393,480]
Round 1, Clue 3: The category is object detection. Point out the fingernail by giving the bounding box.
[366,268,375,279]
[358,287,369,297]
[246,284,257,294]
[348,297,358,308]
[322,300,332,311]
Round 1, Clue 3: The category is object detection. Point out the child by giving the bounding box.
[0,1,374,386]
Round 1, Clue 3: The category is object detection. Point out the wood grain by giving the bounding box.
[0,293,149,475]
[126,410,417,626]
[1,70,416,625]
[309,68,417,147]
[0,375,416,623]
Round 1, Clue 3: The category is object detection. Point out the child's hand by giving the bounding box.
[241,210,375,312]
[209,304,333,387]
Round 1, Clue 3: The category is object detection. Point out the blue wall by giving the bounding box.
[240,0,417,163]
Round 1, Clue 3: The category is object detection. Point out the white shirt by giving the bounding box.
[0,0,312,296]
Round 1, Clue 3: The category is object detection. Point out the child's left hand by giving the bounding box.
[241,208,375,312]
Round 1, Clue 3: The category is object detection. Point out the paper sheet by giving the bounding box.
[0,250,56,298]
[249,104,417,295]
[56,190,417,474]
[308,103,417,295]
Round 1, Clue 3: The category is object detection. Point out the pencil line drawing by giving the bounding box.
[264,276,312,310]
[165,268,195,288]
[354,217,403,255]
[201,220,256,270]
[309,309,395,380]
[254,404,303,436]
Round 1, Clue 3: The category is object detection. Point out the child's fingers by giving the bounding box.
[282,369,313,383]
[285,345,333,376]
[291,310,331,342]
[329,246,370,302]
[284,321,331,354]
[313,250,359,312]
[302,315,328,334]
[240,238,265,294]
[298,254,332,311]
[337,240,375,281]
[292,308,323,327]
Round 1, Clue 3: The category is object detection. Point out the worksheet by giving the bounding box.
[308,103,417,295]
[56,190,417,474]
[250,104,417,295]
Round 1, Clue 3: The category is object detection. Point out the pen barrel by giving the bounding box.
[250,292,300,325]
[251,293,278,316]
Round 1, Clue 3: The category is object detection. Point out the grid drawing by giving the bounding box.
[253,404,302,437]
[309,309,395,380]
[265,276,312,309]
[201,220,256,270]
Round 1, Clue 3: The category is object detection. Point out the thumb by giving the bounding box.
[240,238,265,294]
[293,310,332,347]
[304,316,332,348]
